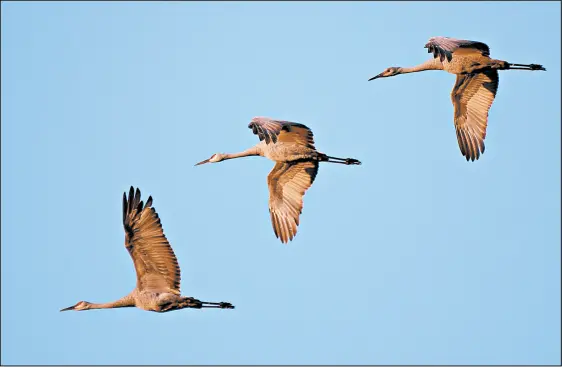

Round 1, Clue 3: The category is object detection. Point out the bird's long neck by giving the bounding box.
[223,147,261,161]
[399,58,443,74]
[89,294,135,310]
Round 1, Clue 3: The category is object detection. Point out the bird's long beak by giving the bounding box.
[60,305,75,312]
[368,73,383,81]
[194,158,211,166]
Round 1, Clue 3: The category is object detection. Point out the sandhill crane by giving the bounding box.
[195,116,361,244]
[369,36,546,161]
[60,187,234,313]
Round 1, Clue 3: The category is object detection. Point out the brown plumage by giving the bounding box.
[195,117,361,244]
[369,36,546,161]
[60,187,234,313]
[268,161,319,243]
[123,188,181,295]
[451,69,499,160]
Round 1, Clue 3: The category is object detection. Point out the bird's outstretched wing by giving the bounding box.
[123,187,181,294]
[425,36,490,62]
[248,117,316,149]
[267,161,319,243]
[451,69,499,161]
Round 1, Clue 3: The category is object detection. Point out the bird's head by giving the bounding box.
[60,301,91,312]
[194,153,225,166]
[368,66,401,80]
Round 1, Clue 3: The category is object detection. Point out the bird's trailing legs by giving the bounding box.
[318,153,362,165]
[180,297,235,309]
[506,63,546,71]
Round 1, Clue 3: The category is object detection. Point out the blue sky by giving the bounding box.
[1,1,560,365]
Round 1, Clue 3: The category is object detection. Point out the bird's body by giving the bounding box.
[61,187,234,313]
[195,117,361,244]
[369,36,546,161]
[129,291,209,313]
[428,49,500,75]
[256,140,317,162]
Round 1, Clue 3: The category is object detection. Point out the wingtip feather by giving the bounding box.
[123,192,128,224]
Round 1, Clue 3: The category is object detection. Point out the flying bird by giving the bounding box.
[61,187,234,313]
[195,117,361,244]
[369,36,546,161]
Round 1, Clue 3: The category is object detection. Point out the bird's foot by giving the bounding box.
[219,302,235,309]
[530,64,546,71]
[345,158,362,165]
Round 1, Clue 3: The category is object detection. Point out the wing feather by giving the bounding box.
[425,36,491,62]
[267,161,318,243]
[123,187,181,294]
[248,117,316,149]
[451,69,499,161]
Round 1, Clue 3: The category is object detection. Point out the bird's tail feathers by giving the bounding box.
[179,297,203,309]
